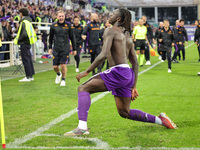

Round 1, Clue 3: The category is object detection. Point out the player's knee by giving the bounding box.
[118,109,129,119]
[78,85,86,92]
[53,66,59,69]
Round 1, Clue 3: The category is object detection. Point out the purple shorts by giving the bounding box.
[100,64,134,97]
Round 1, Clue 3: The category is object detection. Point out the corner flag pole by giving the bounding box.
[0,77,6,149]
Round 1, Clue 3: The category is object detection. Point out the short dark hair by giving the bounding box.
[19,8,29,16]
[180,18,185,22]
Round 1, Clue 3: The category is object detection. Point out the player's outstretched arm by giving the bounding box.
[76,28,114,82]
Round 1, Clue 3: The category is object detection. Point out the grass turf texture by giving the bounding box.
[1,41,200,149]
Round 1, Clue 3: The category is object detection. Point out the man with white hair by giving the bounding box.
[82,13,102,75]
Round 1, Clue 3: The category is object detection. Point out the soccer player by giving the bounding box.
[158,19,175,73]
[72,16,84,72]
[142,16,153,65]
[194,20,200,62]
[64,8,177,136]
[154,22,163,60]
[172,19,188,62]
[132,19,148,67]
[49,10,77,86]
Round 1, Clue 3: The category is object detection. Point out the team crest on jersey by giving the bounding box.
[55,24,58,26]
[161,30,164,32]
[91,24,93,27]
[65,24,68,27]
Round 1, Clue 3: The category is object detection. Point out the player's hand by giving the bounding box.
[195,42,198,45]
[49,49,52,55]
[131,88,139,101]
[159,39,162,42]
[72,50,77,56]
[179,41,182,45]
[172,43,175,46]
[134,39,136,42]
[76,71,88,82]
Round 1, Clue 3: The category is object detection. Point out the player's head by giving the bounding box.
[163,19,169,27]
[138,19,144,26]
[91,13,98,22]
[159,22,164,28]
[176,20,179,26]
[74,16,80,26]
[57,10,65,23]
[179,18,185,27]
[19,7,29,18]
[141,16,147,23]
[109,8,131,33]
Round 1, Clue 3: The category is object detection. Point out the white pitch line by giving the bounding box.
[7,43,195,149]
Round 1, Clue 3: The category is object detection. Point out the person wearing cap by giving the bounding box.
[14,8,37,82]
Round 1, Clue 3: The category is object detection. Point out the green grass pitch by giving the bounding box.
[1,41,200,149]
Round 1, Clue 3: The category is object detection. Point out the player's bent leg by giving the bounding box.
[64,75,108,136]
[114,96,177,129]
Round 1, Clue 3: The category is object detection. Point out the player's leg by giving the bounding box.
[140,50,145,67]
[96,44,102,73]
[172,44,180,63]
[74,44,82,72]
[114,96,177,129]
[59,52,69,86]
[167,50,172,73]
[198,44,200,62]
[64,75,107,136]
[157,43,162,60]
[52,51,61,84]
[161,51,166,61]
[145,39,151,65]
[89,46,96,75]
[182,44,185,61]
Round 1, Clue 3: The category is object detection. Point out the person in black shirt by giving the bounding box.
[154,22,163,60]
[72,16,83,72]
[82,13,101,75]
[142,16,153,66]
[158,19,175,73]
[194,20,200,62]
[49,10,77,86]
[172,19,188,62]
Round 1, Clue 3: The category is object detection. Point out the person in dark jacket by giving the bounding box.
[82,13,101,75]
[142,16,153,66]
[172,20,181,61]
[17,8,35,82]
[72,16,83,73]
[172,18,188,62]
[154,22,163,60]
[49,10,77,86]
[194,20,200,62]
[158,19,175,73]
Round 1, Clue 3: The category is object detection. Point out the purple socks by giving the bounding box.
[130,109,156,123]
[77,91,91,121]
